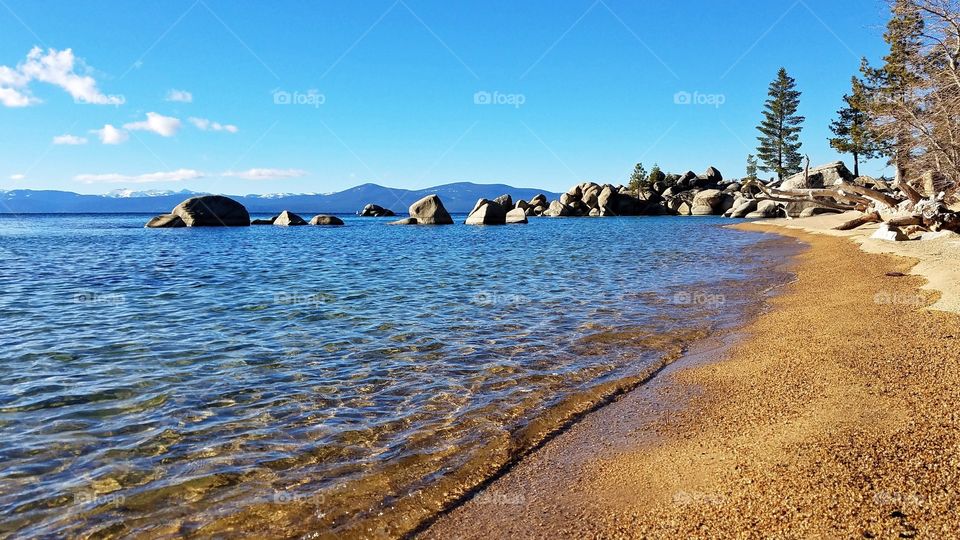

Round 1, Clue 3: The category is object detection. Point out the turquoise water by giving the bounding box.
[0,214,793,538]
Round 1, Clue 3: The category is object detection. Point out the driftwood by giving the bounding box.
[834,212,882,231]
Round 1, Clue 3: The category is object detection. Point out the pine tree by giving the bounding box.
[860,0,925,183]
[745,154,759,182]
[628,162,647,198]
[648,163,665,185]
[829,77,880,177]
[756,68,805,180]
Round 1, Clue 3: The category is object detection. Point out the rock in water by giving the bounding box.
[543,200,573,217]
[251,217,276,225]
[466,199,507,225]
[388,217,418,225]
[359,204,395,217]
[145,214,186,228]
[493,194,514,211]
[171,195,250,226]
[409,194,454,225]
[309,215,345,226]
[274,211,307,226]
[506,207,528,224]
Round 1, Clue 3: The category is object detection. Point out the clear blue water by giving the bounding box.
[0,214,794,538]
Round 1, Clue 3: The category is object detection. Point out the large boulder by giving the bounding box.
[598,186,616,212]
[701,166,723,184]
[781,161,854,190]
[465,199,507,225]
[409,194,454,225]
[871,224,909,241]
[729,199,758,218]
[745,200,781,219]
[506,208,528,224]
[784,200,835,218]
[543,200,573,217]
[529,194,548,207]
[145,214,186,228]
[309,215,345,226]
[493,194,514,211]
[251,217,276,225]
[274,211,307,226]
[691,189,724,216]
[388,217,418,225]
[171,195,250,226]
[359,204,395,217]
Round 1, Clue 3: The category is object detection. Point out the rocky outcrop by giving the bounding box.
[494,194,514,211]
[409,194,454,225]
[506,208,528,224]
[309,215,345,226]
[170,195,250,226]
[543,200,574,217]
[274,211,307,226]
[145,214,186,228]
[691,189,725,216]
[530,194,548,208]
[359,204,395,217]
[466,199,507,225]
[780,161,854,190]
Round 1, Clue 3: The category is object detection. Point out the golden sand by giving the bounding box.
[420,220,960,538]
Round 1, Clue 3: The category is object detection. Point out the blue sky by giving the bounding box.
[0,0,893,195]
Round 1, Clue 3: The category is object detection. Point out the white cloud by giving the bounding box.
[223,168,307,180]
[123,112,181,137]
[0,47,124,107]
[9,174,26,180]
[165,89,192,103]
[53,134,88,145]
[92,124,129,145]
[188,117,238,133]
[75,168,203,184]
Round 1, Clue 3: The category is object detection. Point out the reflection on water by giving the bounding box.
[0,214,794,538]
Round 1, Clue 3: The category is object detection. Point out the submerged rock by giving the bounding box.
[145,214,186,228]
[359,204,395,217]
[388,217,418,225]
[273,211,307,226]
[251,217,276,225]
[309,215,345,226]
[171,195,250,226]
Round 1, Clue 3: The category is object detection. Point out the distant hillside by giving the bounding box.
[0,183,562,214]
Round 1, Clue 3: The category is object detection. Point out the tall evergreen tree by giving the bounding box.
[628,162,647,198]
[860,0,925,183]
[756,68,805,180]
[829,77,880,177]
[745,154,759,182]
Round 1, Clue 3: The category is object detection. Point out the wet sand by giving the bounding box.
[420,217,960,538]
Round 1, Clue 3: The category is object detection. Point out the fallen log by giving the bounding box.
[834,212,882,231]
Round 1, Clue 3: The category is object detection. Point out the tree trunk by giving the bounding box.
[853,152,860,177]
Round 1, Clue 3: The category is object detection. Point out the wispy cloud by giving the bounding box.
[52,134,88,145]
[9,174,26,180]
[75,168,203,184]
[223,168,307,180]
[165,89,192,103]
[123,112,181,137]
[0,47,124,107]
[91,124,129,145]
[189,117,238,133]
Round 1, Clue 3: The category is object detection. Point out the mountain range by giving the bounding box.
[0,183,562,215]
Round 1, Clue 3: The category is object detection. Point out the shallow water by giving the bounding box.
[0,214,793,538]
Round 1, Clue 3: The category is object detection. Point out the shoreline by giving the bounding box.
[419,216,960,538]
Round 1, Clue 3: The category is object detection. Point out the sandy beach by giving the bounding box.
[419,214,960,539]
